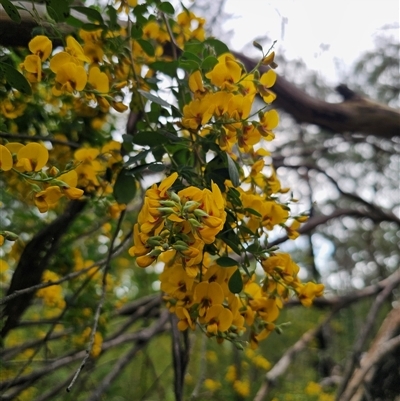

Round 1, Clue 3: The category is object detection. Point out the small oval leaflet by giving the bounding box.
[216,256,238,267]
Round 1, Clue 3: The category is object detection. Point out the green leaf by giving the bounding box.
[113,169,137,204]
[131,131,169,147]
[0,0,21,23]
[65,15,84,28]
[106,4,119,30]
[201,56,218,71]
[0,62,32,95]
[137,39,155,56]
[244,207,262,217]
[179,59,199,72]
[149,60,179,77]
[45,0,70,22]
[204,38,230,56]
[131,24,143,39]
[216,256,238,267]
[228,268,243,293]
[226,153,240,187]
[138,89,170,108]
[157,2,175,14]
[147,163,165,172]
[181,51,202,64]
[184,40,204,54]
[72,6,104,23]
[81,23,107,32]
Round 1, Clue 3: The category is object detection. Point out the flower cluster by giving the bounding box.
[181,54,278,154]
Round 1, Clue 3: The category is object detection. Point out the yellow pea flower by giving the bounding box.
[16,143,49,172]
[29,35,52,61]
[181,95,215,129]
[176,307,196,331]
[297,282,325,307]
[194,281,224,317]
[188,70,206,97]
[258,70,277,103]
[258,109,279,139]
[205,54,242,90]
[34,186,63,213]
[0,145,13,171]
[58,170,84,200]
[65,36,90,63]
[88,66,109,94]
[53,62,87,94]
[204,304,233,335]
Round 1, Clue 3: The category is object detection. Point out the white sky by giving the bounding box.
[222,0,399,83]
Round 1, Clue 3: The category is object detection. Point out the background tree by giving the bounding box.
[0,1,399,401]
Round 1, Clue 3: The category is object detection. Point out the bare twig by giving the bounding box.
[66,209,126,392]
[336,277,400,398]
[85,310,170,401]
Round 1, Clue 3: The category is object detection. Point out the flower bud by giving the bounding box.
[169,191,181,203]
[188,218,202,228]
[158,207,176,215]
[193,209,209,218]
[2,231,19,241]
[159,200,176,207]
[183,201,200,212]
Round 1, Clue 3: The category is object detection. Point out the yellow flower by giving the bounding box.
[58,170,84,200]
[205,54,242,90]
[88,66,109,94]
[258,109,279,139]
[16,143,49,172]
[29,35,52,61]
[204,304,233,335]
[34,186,63,213]
[181,95,214,129]
[297,282,325,307]
[194,281,224,317]
[65,36,91,63]
[225,365,236,382]
[0,99,26,119]
[188,70,207,97]
[305,381,322,395]
[53,62,87,94]
[233,379,250,397]
[258,70,277,103]
[176,307,196,331]
[0,145,13,171]
[203,378,221,392]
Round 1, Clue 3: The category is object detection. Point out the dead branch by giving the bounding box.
[339,307,400,401]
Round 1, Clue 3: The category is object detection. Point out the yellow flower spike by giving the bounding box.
[88,66,109,94]
[16,143,49,172]
[54,62,87,94]
[28,35,52,61]
[0,145,13,171]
